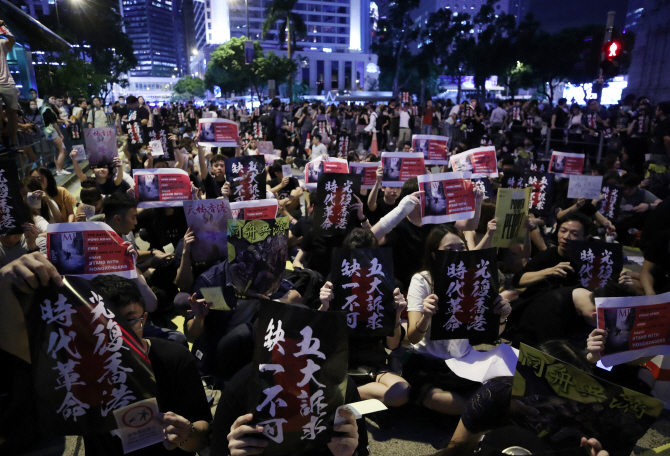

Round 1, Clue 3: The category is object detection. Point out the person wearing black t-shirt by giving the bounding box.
[653,101,670,155]
[72,151,130,197]
[366,165,400,225]
[119,96,150,169]
[550,98,569,148]
[641,229,670,296]
[267,161,303,219]
[197,143,230,199]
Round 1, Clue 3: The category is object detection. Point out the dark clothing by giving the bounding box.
[203,172,226,199]
[83,338,212,456]
[552,105,568,129]
[136,208,188,251]
[88,175,130,197]
[512,246,579,298]
[291,217,346,278]
[268,176,301,219]
[643,230,670,294]
[653,117,670,154]
[210,363,370,456]
[461,377,514,434]
[384,219,435,291]
[365,194,399,225]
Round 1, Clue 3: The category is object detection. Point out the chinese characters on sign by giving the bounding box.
[0,159,29,236]
[570,241,623,291]
[184,199,231,269]
[225,156,266,202]
[313,173,361,236]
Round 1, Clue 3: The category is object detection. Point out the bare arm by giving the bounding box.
[640,259,656,296]
[69,151,88,182]
[197,144,208,181]
[367,166,383,211]
[133,271,157,313]
[113,157,124,186]
[292,249,306,269]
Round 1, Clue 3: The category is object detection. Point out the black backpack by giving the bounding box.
[282,267,325,309]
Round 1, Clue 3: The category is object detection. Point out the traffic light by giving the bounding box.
[600,41,622,79]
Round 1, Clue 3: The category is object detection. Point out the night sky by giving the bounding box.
[528,0,629,33]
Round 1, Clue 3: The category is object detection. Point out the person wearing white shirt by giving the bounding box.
[310,134,328,161]
[397,104,411,151]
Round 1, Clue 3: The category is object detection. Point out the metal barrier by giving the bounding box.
[544,128,605,165]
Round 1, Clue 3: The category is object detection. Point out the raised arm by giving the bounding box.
[69,150,88,182]
[113,157,124,186]
[367,165,383,211]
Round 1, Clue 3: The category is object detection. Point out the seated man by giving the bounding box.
[640,229,670,296]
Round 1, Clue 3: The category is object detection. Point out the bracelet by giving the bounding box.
[178,421,195,447]
[415,321,428,333]
[499,318,509,326]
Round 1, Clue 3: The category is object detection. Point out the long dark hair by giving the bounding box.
[31,167,58,198]
[342,228,378,249]
[22,176,50,220]
[420,224,468,289]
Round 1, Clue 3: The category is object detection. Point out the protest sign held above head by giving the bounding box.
[304,157,349,190]
[26,277,157,436]
[225,155,267,202]
[148,126,175,162]
[251,300,348,455]
[71,145,87,162]
[549,151,585,177]
[529,160,550,173]
[149,140,163,157]
[198,118,239,147]
[598,184,622,223]
[230,199,279,220]
[257,141,274,155]
[512,343,663,455]
[491,187,531,248]
[412,134,450,165]
[85,128,117,167]
[501,171,526,189]
[471,176,493,200]
[449,146,498,178]
[380,152,425,187]
[568,174,603,199]
[184,199,231,270]
[330,248,395,338]
[313,173,361,237]
[0,159,30,236]
[46,222,137,280]
[525,171,554,216]
[133,168,192,208]
[417,172,475,224]
[227,217,290,298]
[349,162,378,189]
[431,248,499,344]
[569,240,623,291]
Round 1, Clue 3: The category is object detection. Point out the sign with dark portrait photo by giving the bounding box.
[46,222,137,279]
[85,128,118,167]
[313,173,361,236]
[330,248,395,338]
[431,248,499,344]
[184,199,231,269]
[549,151,585,177]
[380,152,425,187]
[26,277,157,436]
[227,217,290,298]
[304,157,349,190]
[230,200,278,220]
[412,134,450,165]
[417,172,475,224]
[225,156,267,202]
[512,343,663,456]
[0,159,30,236]
[449,146,498,178]
[250,300,348,456]
[348,162,378,189]
[596,291,670,367]
[198,118,239,147]
[569,240,623,291]
[133,169,192,208]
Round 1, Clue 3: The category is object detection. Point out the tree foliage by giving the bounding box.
[174,75,206,99]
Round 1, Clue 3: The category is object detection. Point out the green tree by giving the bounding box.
[262,0,307,101]
[174,75,206,99]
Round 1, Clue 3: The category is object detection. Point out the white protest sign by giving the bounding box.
[567,175,603,199]
[334,399,387,426]
[201,287,231,311]
[113,398,163,454]
[149,140,164,157]
[281,164,292,177]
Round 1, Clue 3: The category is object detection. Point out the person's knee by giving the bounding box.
[383,378,411,407]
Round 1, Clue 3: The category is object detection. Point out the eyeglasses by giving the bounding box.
[127,317,144,328]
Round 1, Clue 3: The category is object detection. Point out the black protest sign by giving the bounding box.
[26,277,157,436]
[431,248,499,344]
[598,185,622,223]
[569,241,623,290]
[0,159,30,236]
[330,248,395,338]
[225,156,267,202]
[313,173,361,237]
[250,300,348,456]
[501,171,526,189]
[471,176,493,200]
[525,171,554,216]
[227,217,290,297]
[511,343,663,456]
[148,125,175,162]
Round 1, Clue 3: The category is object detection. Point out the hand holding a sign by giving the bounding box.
[492,295,511,325]
[376,165,383,183]
[182,228,195,255]
[22,222,40,251]
[547,261,575,278]
[319,281,335,311]
[221,181,231,199]
[158,411,196,450]
[123,241,139,262]
[580,437,610,456]
[187,292,212,318]
[633,203,650,213]
[327,408,359,456]
[586,328,607,363]
[474,186,485,204]
[618,270,633,286]
[0,251,63,291]
[393,288,407,316]
[227,413,267,456]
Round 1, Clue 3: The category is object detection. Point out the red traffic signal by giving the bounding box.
[603,41,621,58]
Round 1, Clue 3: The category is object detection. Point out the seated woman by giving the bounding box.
[318,228,410,409]
[405,224,511,415]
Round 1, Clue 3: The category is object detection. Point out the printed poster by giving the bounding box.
[417,172,475,224]
[304,157,349,190]
[596,291,670,367]
[227,217,290,298]
[598,184,622,223]
[569,240,623,291]
[250,300,348,456]
[330,248,395,338]
[491,187,531,248]
[225,156,266,201]
[568,175,603,199]
[27,277,157,435]
[230,200,278,220]
[412,134,450,165]
[257,141,274,155]
[147,126,175,162]
[198,118,239,147]
[431,248,499,344]
[84,127,117,167]
[71,145,86,162]
[380,152,425,187]
[113,398,163,454]
[349,162,378,189]
[313,173,361,237]
[549,151,585,177]
[0,159,30,236]
[133,168,192,208]
[449,146,499,178]
[511,343,663,455]
[184,199,231,269]
[46,222,136,279]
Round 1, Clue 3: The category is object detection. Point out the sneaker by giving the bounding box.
[56,169,72,176]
